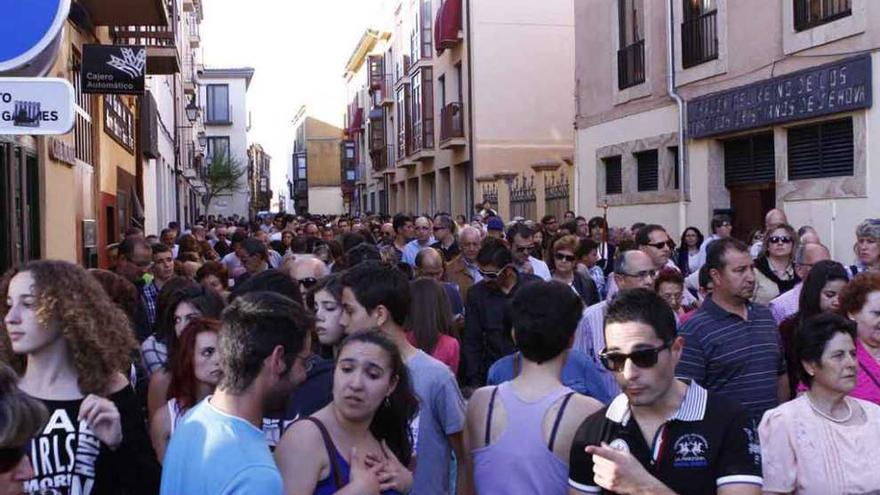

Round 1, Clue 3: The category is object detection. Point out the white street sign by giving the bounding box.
[0,77,75,135]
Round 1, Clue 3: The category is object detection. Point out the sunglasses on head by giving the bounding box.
[599,341,672,372]
[555,253,576,262]
[769,236,792,244]
[298,277,318,289]
[0,446,26,473]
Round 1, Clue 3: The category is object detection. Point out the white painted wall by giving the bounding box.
[308,187,345,215]
[202,74,251,218]
[143,75,181,234]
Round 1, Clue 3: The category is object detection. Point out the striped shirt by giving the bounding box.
[572,301,620,398]
[675,296,784,421]
[768,283,802,324]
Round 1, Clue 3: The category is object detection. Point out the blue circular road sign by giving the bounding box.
[0,0,71,74]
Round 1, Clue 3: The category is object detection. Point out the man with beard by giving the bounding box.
[676,237,788,422]
[160,292,313,495]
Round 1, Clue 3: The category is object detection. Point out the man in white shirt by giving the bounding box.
[507,222,551,281]
[696,214,733,268]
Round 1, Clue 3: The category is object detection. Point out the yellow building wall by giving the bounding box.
[305,117,343,187]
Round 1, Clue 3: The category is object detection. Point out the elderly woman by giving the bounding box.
[759,312,880,494]
[848,218,880,278]
[753,223,800,305]
[549,234,599,307]
[838,272,880,404]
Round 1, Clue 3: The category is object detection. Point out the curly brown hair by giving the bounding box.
[0,260,137,395]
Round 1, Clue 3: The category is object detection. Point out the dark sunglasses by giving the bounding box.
[514,245,532,253]
[433,226,446,231]
[599,341,672,372]
[298,277,318,289]
[479,266,509,279]
[645,240,674,250]
[0,446,26,473]
[768,236,792,244]
[555,253,576,262]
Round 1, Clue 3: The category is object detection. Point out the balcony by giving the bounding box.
[682,10,718,69]
[190,26,201,48]
[410,120,435,162]
[617,40,645,90]
[434,0,463,56]
[111,25,179,74]
[370,74,394,107]
[78,0,168,26]
[370,145,394,172]
[394,55,411,89]
[439,102,465,149]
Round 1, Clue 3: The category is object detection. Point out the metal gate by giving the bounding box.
[544,171,570,220]
[509,175,536,220]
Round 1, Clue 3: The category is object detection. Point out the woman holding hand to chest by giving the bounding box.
[0,260,160,495]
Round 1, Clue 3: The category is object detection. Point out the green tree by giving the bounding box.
[201,149,247,216]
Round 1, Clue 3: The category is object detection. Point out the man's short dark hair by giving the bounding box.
[476,237,513,268]
[705,237,749,272]
[151,243,172,256]
[341,232,367,253]
[605,288,677,344]
[230,230,248,247]
[635,224,666,247]
[511,281,583,364]
[393,214,413,233]
[290,235,309,254]
[541,214,557,225]
[229,269,302,305]
[341,261,411,327]
[505,222,533,242]
[587,216,606,230]
[577,238,599,258]
[560,220,579,236]
[242,238,268,259]
[218,291,313,393]
[117,236,145,261]
[710,214,732,233]
[630,222,647,236]
[346,243,382,267]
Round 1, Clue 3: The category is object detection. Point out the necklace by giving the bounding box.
[806,394,852,423]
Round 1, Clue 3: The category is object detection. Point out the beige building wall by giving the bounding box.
[305,118,343,187]
[308,187,345,215]
[575,0,880,263]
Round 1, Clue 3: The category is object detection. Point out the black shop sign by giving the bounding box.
[81,44,146,95]
[687,54,872,138]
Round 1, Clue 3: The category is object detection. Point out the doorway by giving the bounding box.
[728,184,775,242]
[722,131,776,242]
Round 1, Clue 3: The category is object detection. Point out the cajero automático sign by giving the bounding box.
[0,78,75,135]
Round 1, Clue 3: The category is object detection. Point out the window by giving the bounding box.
[206,84,230,123]
[206,137,230,166]
[604,156,623,194]
[669,146,680,189]
[0,143,40,272]
[70,49,93,164]
[103,95,134,152]
[794,0,851,31]
[410,67,434,152]
[635,149,659,191]
[397,86,411,157]
[618,0,646,89]
[420,0,433,59]
[723,132,775,186]
[682,0,718,68]
[788,117,853,180]
[438,75,446,107]
[295,152,307,180]
[455,63,463,103]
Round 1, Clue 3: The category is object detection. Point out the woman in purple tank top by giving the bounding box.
[464,281,603,494]
[276,331,419,494]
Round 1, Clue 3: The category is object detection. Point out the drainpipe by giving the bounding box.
[667,0,687,235]
[465,0,476,217]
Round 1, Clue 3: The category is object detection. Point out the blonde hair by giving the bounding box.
[0,260,137,395]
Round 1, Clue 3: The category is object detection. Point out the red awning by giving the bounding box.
[348,107,363,134]
[434,0,462,56]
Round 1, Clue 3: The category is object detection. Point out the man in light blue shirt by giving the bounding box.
[160,292,313,495]
[403,216,436,266]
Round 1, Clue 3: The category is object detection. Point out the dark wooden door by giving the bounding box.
[728,184,775,242]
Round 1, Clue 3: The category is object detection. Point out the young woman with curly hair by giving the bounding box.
[149,318,222,462]
[0,260,161,495]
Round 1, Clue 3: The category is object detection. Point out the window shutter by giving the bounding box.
[604,156,622,195]
[724,132,775,186]
[670,146,680,190]
[788,118,853,180]
[636,149,658,191]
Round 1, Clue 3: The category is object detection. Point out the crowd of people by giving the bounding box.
[2,205,880,494]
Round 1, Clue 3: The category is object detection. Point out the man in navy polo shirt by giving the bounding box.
[568,289,761,495]
[676,237,788,422]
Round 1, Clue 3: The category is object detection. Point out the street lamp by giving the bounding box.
[197,131,207,150]
[185,96,200,123]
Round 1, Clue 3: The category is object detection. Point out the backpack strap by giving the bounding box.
[484,386,500,446]
[548,392,576,451]
[295,417,344,488]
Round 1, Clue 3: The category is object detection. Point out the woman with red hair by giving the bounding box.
[149,318,222,461]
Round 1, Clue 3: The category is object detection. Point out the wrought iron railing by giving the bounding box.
[617,40,645,90]
[682,10,718,68]
[509,175,537,220]
[544,172,571,221]
[440,102,464,141]
[794,0,851,31]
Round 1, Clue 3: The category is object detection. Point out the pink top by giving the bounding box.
[759,395,880,495]
[406,332,460,374]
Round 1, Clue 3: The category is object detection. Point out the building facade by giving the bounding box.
[200,67,254,219]
[290,110,345,215]
[576,0,875,261]
[1,0,180,271]
[248,143,272,217]
[343,0,576,220]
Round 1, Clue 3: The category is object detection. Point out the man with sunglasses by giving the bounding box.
[573,249,657,397]
[463,238,543,389]
[768,242,830,324]
[285,255,329,303]
[568,289,762,495]
[403,216,436,267]
[507,222,552,281]
[676,237,788,423]
[430,214,460,262]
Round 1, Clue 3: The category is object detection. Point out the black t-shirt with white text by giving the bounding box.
[24,386,160,495]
